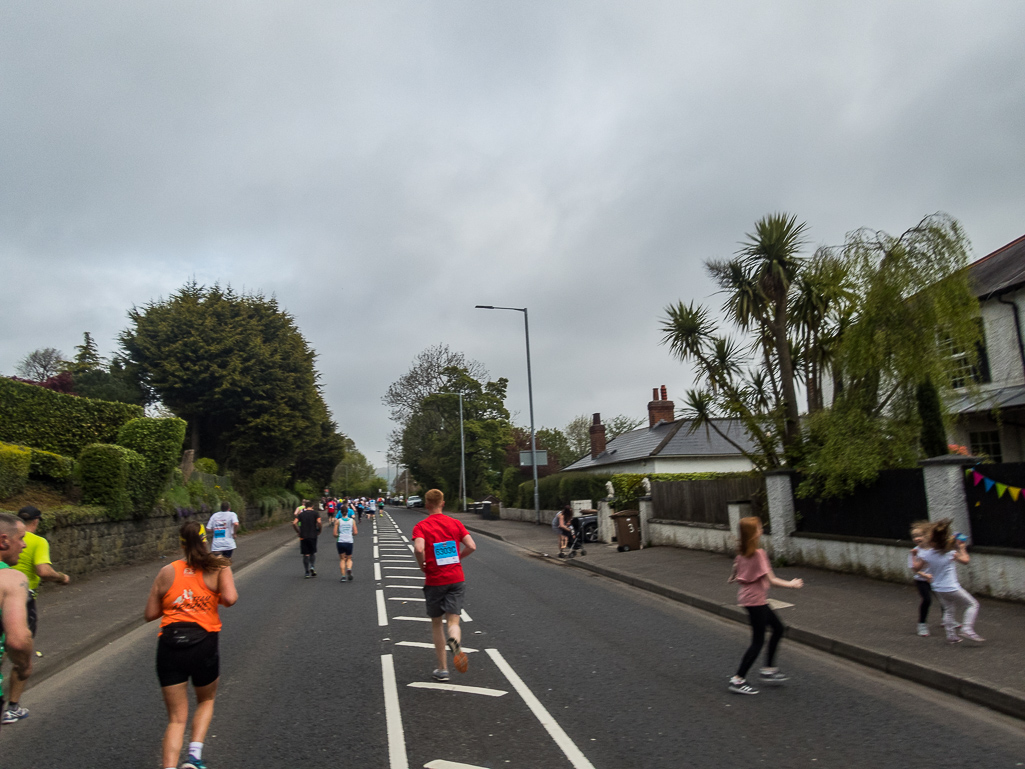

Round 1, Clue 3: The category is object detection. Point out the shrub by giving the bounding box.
[500,467,521,508]
[0,377,143,457]
[515,472,612,509]
[79,443,147,518]
[193,457,219,474]
[0,443,32,500]
[117,417,187,510]
[294,479,319,500]
[29,448,75,484]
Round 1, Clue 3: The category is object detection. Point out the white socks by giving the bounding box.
[189,742,203,759]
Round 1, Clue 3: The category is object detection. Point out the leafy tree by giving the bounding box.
[119,281,337,474]
[564,413,644,462]
[15,347,65,381]
[70,332,103,374]
[660,212,980,495]
[333,439,386,498]
[396,364,511,500]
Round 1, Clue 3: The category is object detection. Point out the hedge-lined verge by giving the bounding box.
[79,443,147,518]
[0,443,32,499]
[513,472,613,510]
[0,377,143,457]
[29,447,75,485]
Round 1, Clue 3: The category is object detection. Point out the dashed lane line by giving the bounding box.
[375,563,382,581]
[377,590,389,626]
[381,654,409,769]
[424,761,489,769]
[395,641,478,653]
[408,682,507,697]
[486,648,595,769]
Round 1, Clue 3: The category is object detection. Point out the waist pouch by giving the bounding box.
[160,622,209,648]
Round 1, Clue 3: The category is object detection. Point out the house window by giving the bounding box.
[969,430,1002,463]
[943,319,991,389]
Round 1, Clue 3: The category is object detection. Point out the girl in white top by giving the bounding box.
[912,519,983,643]
[907,521,934,637]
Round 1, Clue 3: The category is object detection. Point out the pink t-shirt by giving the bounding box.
[734,549,771,607]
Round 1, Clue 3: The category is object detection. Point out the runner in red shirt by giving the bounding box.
[412,489,476,681]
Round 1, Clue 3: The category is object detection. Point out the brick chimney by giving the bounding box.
[589,413,607,458]
[648,385,675,427]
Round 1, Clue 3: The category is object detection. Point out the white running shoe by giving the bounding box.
[728,678,759,695]
[917,623,930,637]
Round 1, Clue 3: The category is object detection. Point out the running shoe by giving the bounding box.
[340,575,347,582]
[432,669,450,681]
[917,623,930,637]
[310,568,317,577]
[347,570,353,581]
[946,634,962,644]
[448,638,469,674]
[758,670,789,684]
[728,679,758,695]
[960,629,985,642]
[1,705,28,724]
[305,573,312,579]
[182,758,207,769]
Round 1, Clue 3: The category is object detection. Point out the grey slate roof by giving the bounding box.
[947,383,1025,415]
[970,234,1025,299]
[562,418,756,472]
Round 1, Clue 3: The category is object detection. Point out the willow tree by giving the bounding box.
[660,212,980,495]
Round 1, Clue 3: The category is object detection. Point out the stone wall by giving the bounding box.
[47,504,294,577]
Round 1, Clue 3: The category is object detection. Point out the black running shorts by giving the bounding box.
[300,538,318,555]
[423,582,465,618]
[156,632,220,688]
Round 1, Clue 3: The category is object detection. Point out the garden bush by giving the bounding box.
[117,417,187,511]
[0,443,32,500]
[28,448,75,485]
[79,443,148,518]
[515,472,612,509]
[0,377,143,457]
[193,457,218,474]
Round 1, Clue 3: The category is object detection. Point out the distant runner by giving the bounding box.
[333,507,358,582]
[293,501,321,578]
[412,489,476,681]
[206,502,240,560]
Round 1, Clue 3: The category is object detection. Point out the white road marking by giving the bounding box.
[408,682,507,697]
[395,641,478,653]
[381,655,409,769]
[424,761,490,769]
[388,596,426,602]
[384,575,424,581]
[374,536,378,544]
[386,584,423,590]
[384,566,422,570]
[402,535,410,543]
[377,590,389,626]
[460,610,472,622]
[375,563,382,581]
[394,616,432,622]
[374,545,380,559]
[486,648,596,769]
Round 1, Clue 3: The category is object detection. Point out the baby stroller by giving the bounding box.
[555,515,588,559]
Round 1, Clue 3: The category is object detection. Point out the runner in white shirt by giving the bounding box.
[333,508,358,582]
[207,502,240,559]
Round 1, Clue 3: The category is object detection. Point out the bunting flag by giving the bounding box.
[967,467,1025,503]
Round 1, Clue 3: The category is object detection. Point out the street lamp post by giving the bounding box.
[475,305,540,525]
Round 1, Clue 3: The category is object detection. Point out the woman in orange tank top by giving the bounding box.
[145,520,237,769]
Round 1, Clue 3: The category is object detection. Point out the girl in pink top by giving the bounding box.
[727,517,803,695]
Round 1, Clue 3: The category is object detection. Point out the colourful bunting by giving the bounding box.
[968,468,1024,504]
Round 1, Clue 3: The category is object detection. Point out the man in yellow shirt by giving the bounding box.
[1,506,70,725]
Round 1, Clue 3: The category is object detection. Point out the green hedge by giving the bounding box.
[79,443,148,518]
[0,443,32,500]
[514,472,613,510]
[117,417,187,510]
[29,447,75,484]
[0,378,143,457]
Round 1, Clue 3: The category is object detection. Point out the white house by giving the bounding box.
[946,234,1025,462]
[561,385,757,475]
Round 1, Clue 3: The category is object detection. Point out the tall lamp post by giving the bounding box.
[475,305,540,525]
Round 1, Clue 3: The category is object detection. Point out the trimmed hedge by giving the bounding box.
[515,472,613,510]
[29,447,75,484]
[117,417,187,510]
[0,443,32,499]
[0,377,143,457]
[79,443,148,518]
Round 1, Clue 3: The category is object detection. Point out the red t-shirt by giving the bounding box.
[412,513,469,586]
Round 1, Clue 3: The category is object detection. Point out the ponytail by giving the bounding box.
[179,520,230,572]
[927,519,955,552]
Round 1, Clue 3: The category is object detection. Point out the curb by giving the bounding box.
[25,526,293,692]
[467,522,1025,722]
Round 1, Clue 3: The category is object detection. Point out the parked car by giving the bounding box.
[406,495,423,508]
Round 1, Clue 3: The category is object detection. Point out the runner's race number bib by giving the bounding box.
[213,527,227,540]
[433,540,459,566]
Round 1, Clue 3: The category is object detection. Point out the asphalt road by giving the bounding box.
[2,507,1023,768]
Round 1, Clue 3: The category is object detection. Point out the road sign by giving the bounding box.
[519,450,548,467]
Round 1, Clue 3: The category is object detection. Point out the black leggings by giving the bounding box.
[915,579,932,624]
[736,604,784,678]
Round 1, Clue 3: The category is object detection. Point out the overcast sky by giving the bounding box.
[3,2,1023,468]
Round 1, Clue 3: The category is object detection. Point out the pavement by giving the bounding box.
[449,511,1025,722]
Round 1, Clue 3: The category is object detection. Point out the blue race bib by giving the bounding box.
[433,540,459,566]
